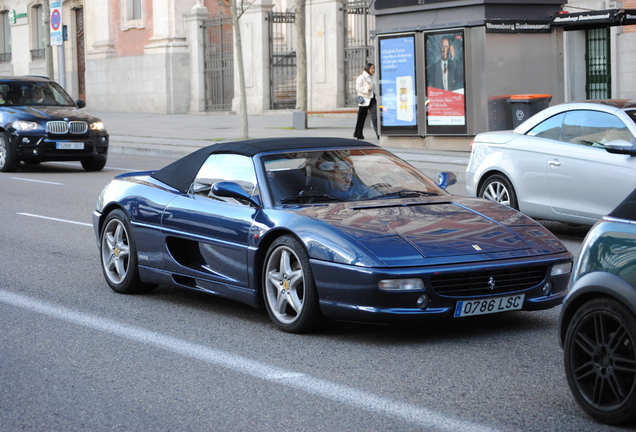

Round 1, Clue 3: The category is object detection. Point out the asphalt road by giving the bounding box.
[0,154,613,432]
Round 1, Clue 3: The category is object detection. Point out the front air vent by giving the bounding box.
[431,266,547,297]
[47,121,88,134]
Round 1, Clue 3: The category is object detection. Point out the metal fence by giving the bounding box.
[203,14,234,111]
[343,1,375,107]
[269,11,297,110]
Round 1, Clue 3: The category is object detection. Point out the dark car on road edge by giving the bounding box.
[559,188,636,425]
[0,76,108,172]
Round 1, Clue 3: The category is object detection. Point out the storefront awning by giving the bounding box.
[551,9,636,31]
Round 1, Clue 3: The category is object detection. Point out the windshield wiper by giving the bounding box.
[280,193,345,204]
[373,190,438,199]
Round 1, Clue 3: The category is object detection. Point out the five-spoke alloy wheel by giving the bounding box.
[263,235,322,333]
[100,209,156,294]
[564,298,636,425]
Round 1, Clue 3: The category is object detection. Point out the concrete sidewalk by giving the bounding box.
[92,110,471,169]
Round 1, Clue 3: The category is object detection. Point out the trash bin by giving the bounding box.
[488,95,513,131]
[507,94,552,128]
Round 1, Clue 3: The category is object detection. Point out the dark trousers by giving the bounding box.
[354,97,377,139]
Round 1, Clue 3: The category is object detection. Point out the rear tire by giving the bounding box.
[478,174,518,210]
[0,132,19,172]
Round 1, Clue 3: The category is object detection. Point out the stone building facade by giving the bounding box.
[0,0,634,121]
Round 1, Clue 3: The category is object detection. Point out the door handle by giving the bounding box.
[548,159,561,167]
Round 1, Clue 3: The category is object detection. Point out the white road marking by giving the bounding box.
[48,161,140,172]
[0,290,503,432]
[17,212,92,227]
[9,177,64,185]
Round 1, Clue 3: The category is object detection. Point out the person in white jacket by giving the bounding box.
[353,63,378,140]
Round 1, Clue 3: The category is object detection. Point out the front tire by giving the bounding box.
[263,235,323,333]
[0,132,19,172]
[100,209,156,294]
[478,174,518,210]
[82,158,106,171]
[564,297,636,425]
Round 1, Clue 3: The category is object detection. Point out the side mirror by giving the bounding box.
[76,99,86,109]
[437,172,457,190]
[212,181,261,207]
[605,139,636,156]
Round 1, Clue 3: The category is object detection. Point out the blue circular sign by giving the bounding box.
[51,10,61,31]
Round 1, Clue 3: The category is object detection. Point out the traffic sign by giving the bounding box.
[50,1,63,46]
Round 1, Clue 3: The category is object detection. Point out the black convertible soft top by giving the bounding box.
[150,137,378,194]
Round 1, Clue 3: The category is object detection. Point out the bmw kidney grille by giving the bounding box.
[46,121,88,134]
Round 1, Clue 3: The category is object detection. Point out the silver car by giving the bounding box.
[466,100,636,225]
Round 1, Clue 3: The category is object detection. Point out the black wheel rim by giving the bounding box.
[568,309,636,412]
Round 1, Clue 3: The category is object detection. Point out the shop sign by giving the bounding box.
[9,9,28,26]
[485,20,551,33]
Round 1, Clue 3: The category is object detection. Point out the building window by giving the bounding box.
[132,0,142,20]
[123,0,144,30]
[0,11,11,62]
[31,4,45,60]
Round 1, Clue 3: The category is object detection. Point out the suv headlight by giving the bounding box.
[89,121,105,131]
[12,120,43,131]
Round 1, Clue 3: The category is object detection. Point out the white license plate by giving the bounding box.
[56,142,84,150]
[454,294,525,318]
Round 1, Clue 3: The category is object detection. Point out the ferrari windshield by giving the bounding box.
[262,148,447,204]
[0,81,76,106]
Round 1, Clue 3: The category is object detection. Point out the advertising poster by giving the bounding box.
[425,30,467,134]
[378,34,418,135]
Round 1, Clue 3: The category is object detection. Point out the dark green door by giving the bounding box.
[586,28,611,99]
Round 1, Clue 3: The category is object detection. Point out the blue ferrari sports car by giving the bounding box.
[93,138,573,333]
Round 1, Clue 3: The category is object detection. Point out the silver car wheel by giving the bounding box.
[483,181,511,206]
[0,132,18,172]
[262,235,323,333]
[0,137,6,167]
[479,174,519,210]
[265,245,305,325]
[101,217,131,285]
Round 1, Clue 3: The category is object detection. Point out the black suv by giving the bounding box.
[0,76,108,172]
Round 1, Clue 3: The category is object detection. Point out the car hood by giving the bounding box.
[291,196,567,266]
[3,106,99,122]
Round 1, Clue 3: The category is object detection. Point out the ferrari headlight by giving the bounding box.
[379,278,424,291]
[89,121,105,131]
[551,262,572,277]
[12,120,43,131]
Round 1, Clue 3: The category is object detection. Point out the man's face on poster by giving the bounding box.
[440,38,450,60]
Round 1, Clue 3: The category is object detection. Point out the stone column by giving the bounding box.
[233,0,274,114]
[144,0,189,52]
[86,0,115,58]
[186,3,209,113]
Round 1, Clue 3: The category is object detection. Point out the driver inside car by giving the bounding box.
[315,153,364,200]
